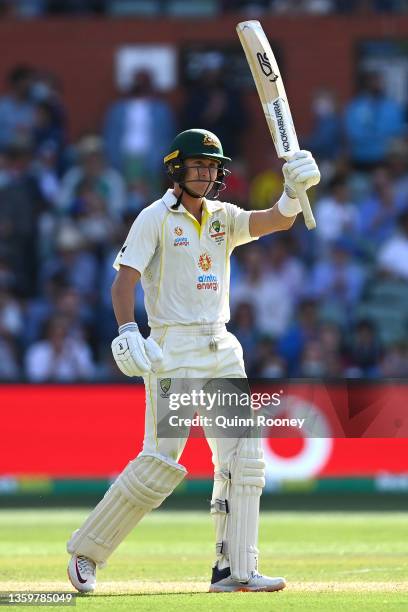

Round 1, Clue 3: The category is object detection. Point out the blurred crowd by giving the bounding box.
[0,58,408,382]
[1,0,408,18]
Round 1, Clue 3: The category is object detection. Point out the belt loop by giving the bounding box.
[158,325,168,346]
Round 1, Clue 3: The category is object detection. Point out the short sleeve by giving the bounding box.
[113,207,160,273]
[224,202,259,251]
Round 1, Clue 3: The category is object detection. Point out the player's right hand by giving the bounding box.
[111,323,163,377]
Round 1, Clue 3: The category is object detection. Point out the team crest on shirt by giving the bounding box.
[173,226,189,247]
[209,218,226,245]
[198,252,212,272]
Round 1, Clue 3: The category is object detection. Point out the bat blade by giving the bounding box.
[236,20,316,230]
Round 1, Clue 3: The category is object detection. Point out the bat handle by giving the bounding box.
[295,185,316,230]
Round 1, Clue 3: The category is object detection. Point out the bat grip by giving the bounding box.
[295,185,316,230]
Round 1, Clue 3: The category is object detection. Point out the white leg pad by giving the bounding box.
[211,438,265,582]
[67,452,186,566]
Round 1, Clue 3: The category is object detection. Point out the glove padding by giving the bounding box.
[111,325,163,377]
[283,150,320,198]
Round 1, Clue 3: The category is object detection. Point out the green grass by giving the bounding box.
[0,509,407,610]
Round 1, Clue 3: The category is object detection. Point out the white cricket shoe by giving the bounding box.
[67,554,96,593]
[209,565,286,593]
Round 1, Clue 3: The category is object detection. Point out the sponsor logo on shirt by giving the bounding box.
[197,273,219,291]
[209,218,226,244]
[173,226,189,246]
[198,252,212,272]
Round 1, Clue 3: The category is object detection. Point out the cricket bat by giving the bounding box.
[236,20,316,230]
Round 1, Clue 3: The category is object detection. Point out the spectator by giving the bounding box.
[40,222,98,300]
[0,138,46,296]
[229,301,261,372]
[265,236,306,303]
[249,336,287,378]
[344,69,404,170]
[125,178,151,216]
[33,101,65,169]
[74,185,118,253]
[386,139,408,207]
[378,209,408,280]
[379,342,408,377]
[0,65,36,151]
[278,299,320,375]
[318,321,346,376]
[32,141,61,207]
[298,339,326,377]
[309,239,365,306]
[0,284,23,340]
[357,167,401,247]
[346,319,382,377]
[58,135,125,220]
[104,70,176,195]
[315,175,359,247]
[25,315,95,382]
[181,52,246,158]
[31,71,67,160]
[0,334,19,379]
[25,275,67,346]
[25,279,94,350]
[230,245,293,337]
[304,88,343,163]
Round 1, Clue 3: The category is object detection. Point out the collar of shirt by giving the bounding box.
[161,188,223,215]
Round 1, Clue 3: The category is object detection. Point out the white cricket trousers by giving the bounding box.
[143,323,249,470]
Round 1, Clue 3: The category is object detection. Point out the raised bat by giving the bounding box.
[236,20,316,230]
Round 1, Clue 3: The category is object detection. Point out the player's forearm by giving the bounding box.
[249,202,296,237]
[111,266,141,327]
[112,280,136,327]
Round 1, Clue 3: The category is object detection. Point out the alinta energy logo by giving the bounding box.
[197,252,218,291]
[173,226,189,247]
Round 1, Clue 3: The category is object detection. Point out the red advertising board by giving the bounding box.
[0,385,407,479]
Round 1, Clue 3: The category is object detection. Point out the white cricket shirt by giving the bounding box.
[113,189,258,327]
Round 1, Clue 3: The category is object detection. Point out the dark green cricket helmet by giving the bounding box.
[164,128,231,165]
[163,128,231,199]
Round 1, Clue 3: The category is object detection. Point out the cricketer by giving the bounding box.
[66,128,320,593]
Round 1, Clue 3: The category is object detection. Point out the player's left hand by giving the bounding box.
[283,150,320,198]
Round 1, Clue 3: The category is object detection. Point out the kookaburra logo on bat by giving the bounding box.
[256,52,279,82]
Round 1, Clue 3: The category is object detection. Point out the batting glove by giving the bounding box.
[283,150,320,198]
[111,323,163,377]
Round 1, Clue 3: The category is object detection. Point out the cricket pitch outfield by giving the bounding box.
[0,509,407,611]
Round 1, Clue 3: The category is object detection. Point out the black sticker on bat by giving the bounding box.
[256,52,279,82]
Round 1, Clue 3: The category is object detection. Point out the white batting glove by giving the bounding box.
[111,323,163,377]
[283,150,320,198]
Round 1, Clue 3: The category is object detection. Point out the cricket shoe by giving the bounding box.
[209,564,286,592]
[67,554,96,593]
